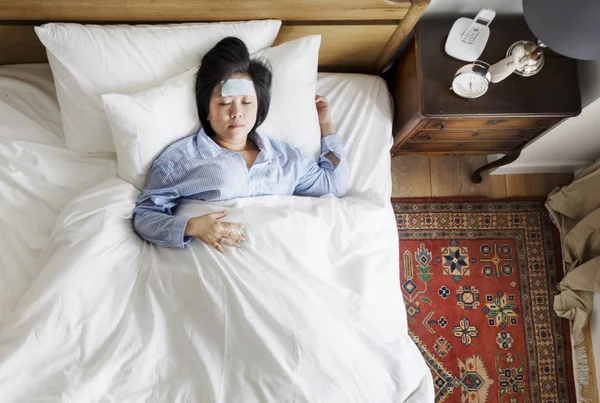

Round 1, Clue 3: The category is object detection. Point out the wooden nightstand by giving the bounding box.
[387,18,581,183]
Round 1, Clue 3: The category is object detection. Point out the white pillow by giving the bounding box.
[102,35,322,190]
[35,21,281,153]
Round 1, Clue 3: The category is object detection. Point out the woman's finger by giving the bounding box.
[219,237,241,248]
[213,241,226,254]
[222,230,245,243]
[210,210,227,219]
[218,223,245,241]
[226,222,245,230]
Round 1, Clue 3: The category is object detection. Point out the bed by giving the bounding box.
[0,1,434,401]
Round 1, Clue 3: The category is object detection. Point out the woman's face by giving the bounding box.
[208,73,258,143]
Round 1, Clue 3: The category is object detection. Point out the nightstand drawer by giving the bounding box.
[424,118,560,131]
[411,129,539,142]
[401,141,517,153]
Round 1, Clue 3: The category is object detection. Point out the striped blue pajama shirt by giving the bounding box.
[133,129,349,248]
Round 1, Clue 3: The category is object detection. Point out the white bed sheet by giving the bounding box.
[0,64,63,146]
[0,64,433,401]
[317,72,393,199]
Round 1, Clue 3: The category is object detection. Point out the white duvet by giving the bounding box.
[0,179,433,402]
[0,64,117,326]
[0,65,434,402]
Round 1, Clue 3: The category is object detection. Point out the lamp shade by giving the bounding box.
[523,0,600,60]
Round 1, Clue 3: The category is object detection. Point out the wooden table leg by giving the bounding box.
[471,150,522,184]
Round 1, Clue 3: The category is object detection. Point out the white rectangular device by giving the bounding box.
[444,9,496,62]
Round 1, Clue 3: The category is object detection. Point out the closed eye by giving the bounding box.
[219,102,232,106]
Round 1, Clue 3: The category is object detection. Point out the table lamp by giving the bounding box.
[523,0,600,61]
[489,0,600,82]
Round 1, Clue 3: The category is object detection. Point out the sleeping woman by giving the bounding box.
[132,37,349,253]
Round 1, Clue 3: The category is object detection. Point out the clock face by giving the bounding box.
[452,72,489,98]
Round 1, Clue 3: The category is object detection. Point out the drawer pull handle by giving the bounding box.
[487,120,499,125]
[426,135,432,141]
[472,132,480,137]
[439,122,446,130]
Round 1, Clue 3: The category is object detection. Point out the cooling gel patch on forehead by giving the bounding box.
[221,79,255,97]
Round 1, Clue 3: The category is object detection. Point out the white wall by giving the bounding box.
[423,0,522,17]
[490,59,600,174]
[489,97,600,174]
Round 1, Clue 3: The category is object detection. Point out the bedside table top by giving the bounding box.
[417,18,582,117]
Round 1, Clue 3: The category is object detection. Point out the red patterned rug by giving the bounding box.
[393,198,576,403]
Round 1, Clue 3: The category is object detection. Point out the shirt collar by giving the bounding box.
[195,128,282,161]
[194,129,223,159]
[250,131,282,162]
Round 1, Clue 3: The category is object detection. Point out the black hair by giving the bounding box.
[195,37,272,137]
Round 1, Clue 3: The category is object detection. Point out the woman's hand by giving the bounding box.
[315,95,336,137]
[184,211,246,254]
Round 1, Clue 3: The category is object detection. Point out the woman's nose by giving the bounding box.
[230,111,242,118]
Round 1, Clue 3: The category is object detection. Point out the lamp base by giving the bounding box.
[506,40,545,77]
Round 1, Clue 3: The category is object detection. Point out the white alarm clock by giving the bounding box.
[450,61,491,98]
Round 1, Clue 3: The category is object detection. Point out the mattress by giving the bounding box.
[0,64,434,401]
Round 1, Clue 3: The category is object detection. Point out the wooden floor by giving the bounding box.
[391,155,600,401]
[391,155,573,199]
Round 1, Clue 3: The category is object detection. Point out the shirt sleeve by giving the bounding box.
[294,133,350,197]
[132,162,192,248]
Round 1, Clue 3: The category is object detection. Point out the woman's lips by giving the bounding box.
[229,124,244,128]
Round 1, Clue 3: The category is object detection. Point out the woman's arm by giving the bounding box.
[294,95,349,197]
[134,159,246,252]
[316,95,340,168]
[133,162,192,248]
[293,133,349,197]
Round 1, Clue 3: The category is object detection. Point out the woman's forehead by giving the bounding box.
[212,73,255,97]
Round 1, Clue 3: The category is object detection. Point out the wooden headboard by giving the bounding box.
[0,0,429,73]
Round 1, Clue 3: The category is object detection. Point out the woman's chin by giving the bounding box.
[213,127,249,142]
[227,126,251,136]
